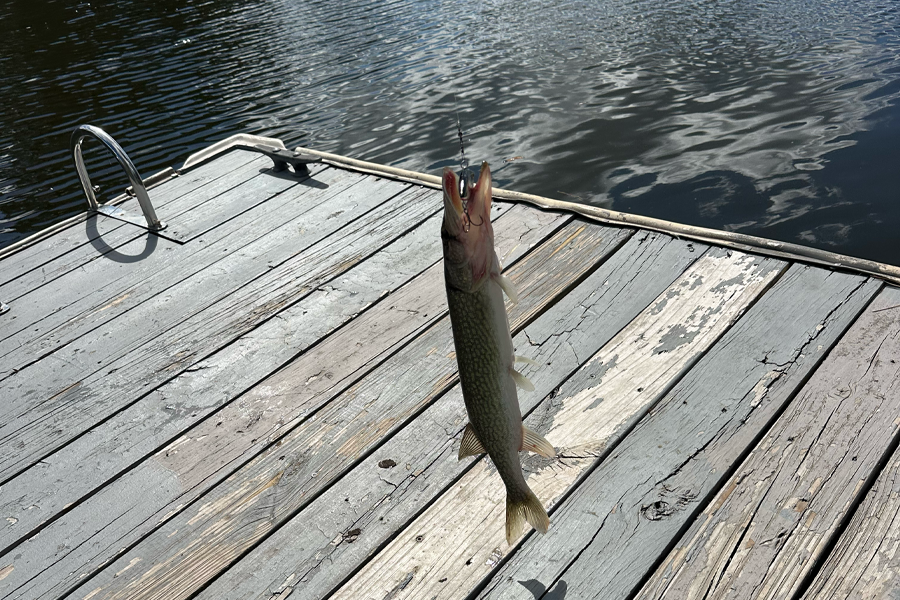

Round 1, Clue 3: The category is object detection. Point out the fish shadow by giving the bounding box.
[520,578,568,599]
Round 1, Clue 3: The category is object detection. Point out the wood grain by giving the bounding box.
[0,215,147,303]
[195,232,706,600]
[62,220,630,600]
[0,203,555,550]
[0,207,570,600]
[475,266,878,600]
[802,405,900,598]
[0,160,332,377]
[0,150,260,295]
[335,248,785,600]
[637,284,900,600]
[0,175,419,481]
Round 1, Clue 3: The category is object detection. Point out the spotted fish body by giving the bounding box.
[441,162,555,545]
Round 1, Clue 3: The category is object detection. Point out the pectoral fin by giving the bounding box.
[521,425,556,458]
[510,367,535,392]
[496,273,519,304]
[515,355,539,366]
[458,423,486,460]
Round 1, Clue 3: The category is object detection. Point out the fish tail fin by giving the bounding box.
[505,487,550,545]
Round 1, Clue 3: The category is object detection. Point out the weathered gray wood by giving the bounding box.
[109,151,273,228]
[0,161,332,376]
[132,150,268,214]
[802,400,900,598]
[0,214,129,291]
[0,215,148,303]
[0,206,570,600]
[195,232,707,600]
[0,176,419,481]
[64,220,632,600]
[0,150,262,298]
[335,248,787,600]
[0,162,309,372]
[0,164,344,406]
[635,284,899,600]
[474,266,879,600]
[0,202,558,557]
[148,159,303,242]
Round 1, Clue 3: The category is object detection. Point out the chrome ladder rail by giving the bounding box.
[70,124,166,231]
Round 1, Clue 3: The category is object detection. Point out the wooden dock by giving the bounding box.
[2,138,900,600]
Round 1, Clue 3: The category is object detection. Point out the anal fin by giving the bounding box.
[458,423,486,460]
[521,424,556,458]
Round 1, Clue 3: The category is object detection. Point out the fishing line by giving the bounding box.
[453,94,475,197]
[453,94,483,231]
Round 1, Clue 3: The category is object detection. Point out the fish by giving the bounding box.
[441,161,556,545]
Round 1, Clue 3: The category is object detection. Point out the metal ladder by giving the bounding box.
[70,124,167,231]
[69,125,321,233]
[0,127,321,317]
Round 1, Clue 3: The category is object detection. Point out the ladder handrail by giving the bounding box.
[70,124,165,231]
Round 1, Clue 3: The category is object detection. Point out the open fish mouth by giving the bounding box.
[441,162,495,285]
[441,162,492,239]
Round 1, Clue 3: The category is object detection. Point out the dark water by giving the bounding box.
[2,0,899,265]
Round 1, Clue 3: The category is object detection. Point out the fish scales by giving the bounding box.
[441,162,555,545]
[446,279,522,488]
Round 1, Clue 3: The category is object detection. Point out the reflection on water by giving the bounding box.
[1,0,898,263]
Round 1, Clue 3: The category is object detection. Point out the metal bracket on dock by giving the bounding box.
[177,133,322,176]
[232,144,322,176]
[70,124,166,232]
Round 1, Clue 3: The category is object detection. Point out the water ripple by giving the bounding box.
[0,0,899,263]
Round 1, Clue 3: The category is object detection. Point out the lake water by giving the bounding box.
[2,0,899,265]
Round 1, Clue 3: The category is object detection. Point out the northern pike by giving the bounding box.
[441,161,556,545]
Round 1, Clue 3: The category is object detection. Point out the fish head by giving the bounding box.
[441,162,496,290]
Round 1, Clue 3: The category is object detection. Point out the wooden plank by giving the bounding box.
[0,206,572,600]
[0,161,312,371]
[474,267,879,600]
[134,150,267,214]
[0,149,262,297]
[113,151,273,226]
[0,160,331,374]
[0,164,342,409]
[150,159,307,242]
[334,248,786,600]
[194,232,707,600]
[63,220,632,600]
[802,404,900,598]
[0,164,359,382]
[636,285,900,600]
[0,176,418,481]
[0,203,559,552]
[0,214,147,304]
